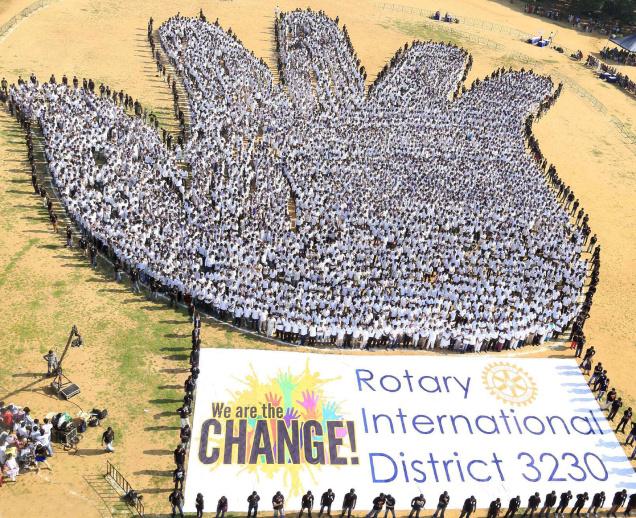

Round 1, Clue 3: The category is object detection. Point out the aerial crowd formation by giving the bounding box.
[6,10,590,352]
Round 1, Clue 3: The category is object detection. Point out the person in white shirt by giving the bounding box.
[8,12,585,355]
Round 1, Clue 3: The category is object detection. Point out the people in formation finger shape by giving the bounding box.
[7,9,591,353]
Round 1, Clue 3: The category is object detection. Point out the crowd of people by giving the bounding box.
[577,344,636,460]
[585,54,636,95]
[3,10,594,352]
[167,315,201,517]
[600,47,636,67]
[0,402,54,485]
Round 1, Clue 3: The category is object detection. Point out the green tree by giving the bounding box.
[602,0,635,22]
[571,0,605,14]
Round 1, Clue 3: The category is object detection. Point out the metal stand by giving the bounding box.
[50,325,82,399]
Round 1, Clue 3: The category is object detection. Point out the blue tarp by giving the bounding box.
[609,34,636,52]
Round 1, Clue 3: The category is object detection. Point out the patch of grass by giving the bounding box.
[0,237,39,287]
[499,53,539,69]
[11,318,40,342]
[28,298,42,310]
[392,19,464,46]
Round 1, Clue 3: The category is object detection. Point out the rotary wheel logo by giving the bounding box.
[482,362,537,406]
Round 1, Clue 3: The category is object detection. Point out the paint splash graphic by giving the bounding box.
[203,358,356,497]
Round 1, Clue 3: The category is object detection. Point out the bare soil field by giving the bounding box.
[0,0,634,516]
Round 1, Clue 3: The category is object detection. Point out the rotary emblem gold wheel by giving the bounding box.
[482,362,537,406]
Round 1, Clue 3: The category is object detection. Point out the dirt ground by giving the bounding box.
[0,0,634,516]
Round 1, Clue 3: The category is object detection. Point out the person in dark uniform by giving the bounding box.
[616,408,633,433]
[299,491,314,518]
[608,491,627,517]
[130,267,140,293]
[556,491,572,518]
[488,499,502,518]
[216,496,228,518]
[341,489,357,518]
[540,491,557,517]
[319,489,335,517]
[66,225,72,247]
[460,496,477,518]
[626,421,636,445]
[587,491,605,517]
[505,496,522,518]
[609,398,624,421]
[432,492,450,518]
[196,493,205,518]
[169,488,184,518]
[624,493,636,516]
[89,243,97,268]
[273,491,285,518]
[366,493,386,518]
[101,426,115,452]
[571,493,589,517]
[384,495,396,518]
[247,491,260,518]
[172,465,184,490]
[173,444,186,467]
[409,495,426,518]
[523,493,541,518]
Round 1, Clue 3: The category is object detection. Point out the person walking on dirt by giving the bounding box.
[101,426,115,453]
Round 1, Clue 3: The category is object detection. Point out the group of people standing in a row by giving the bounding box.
[577,345,636,459]
[167,486,636,518]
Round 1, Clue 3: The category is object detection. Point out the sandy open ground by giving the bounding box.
[0,0,634,515]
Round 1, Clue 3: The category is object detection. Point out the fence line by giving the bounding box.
[0,0,56,41]
[106,461,145,517]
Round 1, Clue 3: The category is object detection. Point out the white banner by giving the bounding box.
[184,349,635,512]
